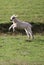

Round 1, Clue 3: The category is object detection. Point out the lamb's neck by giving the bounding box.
[14,18,20,23]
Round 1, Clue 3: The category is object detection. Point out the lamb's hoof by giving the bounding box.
[26,39,32,42]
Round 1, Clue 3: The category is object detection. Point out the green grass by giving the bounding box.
[0,0,44,23]
[0,34,44,65]
[0,0,44,65]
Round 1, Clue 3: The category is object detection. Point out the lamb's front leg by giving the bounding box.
[9,23,16,32]
[13,26,15,32]
[12,23,17,32]
[9,24,13,31]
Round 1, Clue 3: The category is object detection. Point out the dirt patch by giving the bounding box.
[0,22,44,35]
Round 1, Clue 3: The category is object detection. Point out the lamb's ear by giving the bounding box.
[11,14,18,18]
[15,15,18,17]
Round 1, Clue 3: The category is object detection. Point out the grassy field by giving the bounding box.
[0,0,44,23]
[0,0,44,65]
[0,34,44,65]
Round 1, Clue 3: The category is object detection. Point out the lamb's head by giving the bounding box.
[10,15,18,21]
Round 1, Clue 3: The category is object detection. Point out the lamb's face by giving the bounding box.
[10,15,18,21]
[10,15,15,21]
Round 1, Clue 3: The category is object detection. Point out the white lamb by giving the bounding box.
[9,15,33,40]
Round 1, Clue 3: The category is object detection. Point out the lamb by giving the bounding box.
[9,15,33,40]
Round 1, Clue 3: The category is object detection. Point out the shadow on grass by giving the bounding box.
[0,22,44,35]
[25,39,33,42]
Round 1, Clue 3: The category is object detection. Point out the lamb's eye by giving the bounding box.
[12,17,15,19]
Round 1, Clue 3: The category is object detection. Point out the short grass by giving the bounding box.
[0,34,44,65]
[0,0,44,65]
[0,0,44,23]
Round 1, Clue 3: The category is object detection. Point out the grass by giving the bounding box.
[0,0,44,23]
[0,34,44,65]
[0,0,44,65]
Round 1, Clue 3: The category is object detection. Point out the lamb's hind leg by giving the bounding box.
[27,27,33,40]
[25,29,29,39]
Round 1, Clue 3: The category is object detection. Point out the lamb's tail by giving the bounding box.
[29,23,32,28]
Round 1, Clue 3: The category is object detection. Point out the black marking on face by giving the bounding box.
[12,17,15,19]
